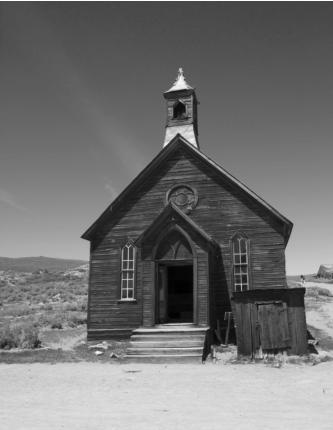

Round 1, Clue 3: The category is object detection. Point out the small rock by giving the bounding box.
[95,350,104,356]
[89,341,109,350]
[110,352,119,359]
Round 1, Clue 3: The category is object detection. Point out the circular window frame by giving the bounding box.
[165,184,198,214]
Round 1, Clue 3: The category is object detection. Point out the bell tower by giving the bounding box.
[163,68,199,149]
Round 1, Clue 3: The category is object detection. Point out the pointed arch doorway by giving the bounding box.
[155,229,195,324]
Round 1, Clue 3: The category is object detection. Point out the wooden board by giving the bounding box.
[257,302,290,350]
[233,289,307,356]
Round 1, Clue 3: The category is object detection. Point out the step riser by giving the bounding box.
[133,330,208,335]
[127,348,203,356]
[124,356,203,363]
[131,335,206,342]
[130,341,203,348]
[126,325,208,361]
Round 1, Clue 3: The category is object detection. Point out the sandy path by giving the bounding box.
[306,299,333,338]
[0,362,333,430]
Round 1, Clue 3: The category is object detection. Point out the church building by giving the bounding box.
[82,69,308,359]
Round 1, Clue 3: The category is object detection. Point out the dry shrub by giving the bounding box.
[33,309,86,329]
[34,312,63,329]
[306,287,333,298]
[40,303,53,311]
[0,321,41,349]
[67,312,87,328]
[316,287,333,297]
[306,288,319,298]
[62,299,87,312]
[0,303,32,317]
[50,319,63,329]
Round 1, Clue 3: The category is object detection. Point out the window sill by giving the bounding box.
[117,299,137,304]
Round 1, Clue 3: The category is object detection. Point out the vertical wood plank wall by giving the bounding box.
[87,146,290,338]
[233,289,308,356]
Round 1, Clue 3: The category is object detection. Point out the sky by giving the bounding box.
[0,3,333,274]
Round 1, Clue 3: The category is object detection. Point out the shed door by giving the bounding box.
[257,302,290,350]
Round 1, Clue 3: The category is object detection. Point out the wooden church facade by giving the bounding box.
[82,70,308,357]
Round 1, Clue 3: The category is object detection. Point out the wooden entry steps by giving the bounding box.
[126,324,209,362]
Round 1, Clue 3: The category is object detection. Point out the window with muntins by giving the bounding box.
[121,243,136,300]
[232,236,249,292]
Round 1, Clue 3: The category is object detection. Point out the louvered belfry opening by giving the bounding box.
[173,100,186,120]
[155,230,194,324]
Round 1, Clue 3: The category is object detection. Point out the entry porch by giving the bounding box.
[136,202,220,329]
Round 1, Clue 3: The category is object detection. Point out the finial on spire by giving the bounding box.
[165,67,193,93]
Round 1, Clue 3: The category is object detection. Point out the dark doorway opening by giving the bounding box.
[167,265,193,323]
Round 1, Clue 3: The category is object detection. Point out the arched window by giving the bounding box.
[232,235,249,292]
[121,242,136,300]
[155,230,192,261]
[173,100,186,120]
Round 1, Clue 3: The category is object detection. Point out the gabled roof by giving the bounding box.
[82,134,293,242]
[135,202,218,248]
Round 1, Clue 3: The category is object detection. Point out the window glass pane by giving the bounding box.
[128,245,133,260]
[241,254,247,264]
[123,246,128,260]
[243,284,248,290]
[235,284,242,292]
[235,275,241,284]
[128,261,134,270]
[240,265,247,274]
[233,240,240,254]
[242,275,248,284]
[234,266,240,275]
[234,254,240,264]
[240,239,247,253]
[128,289,134,299]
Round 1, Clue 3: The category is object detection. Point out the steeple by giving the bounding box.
[163,68,199,149]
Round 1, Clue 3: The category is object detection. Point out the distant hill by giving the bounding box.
[0,257,88,273]
[317,264,333,279]
[287,274,315,282]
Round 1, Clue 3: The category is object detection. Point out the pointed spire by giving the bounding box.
[165,67,194,93]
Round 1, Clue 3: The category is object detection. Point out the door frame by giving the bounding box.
[155,260,194,324]
[151,225,199,326]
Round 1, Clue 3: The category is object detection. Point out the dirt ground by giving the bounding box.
[304,282,333,350]
[1,280,332,429]
[0,361,333,430]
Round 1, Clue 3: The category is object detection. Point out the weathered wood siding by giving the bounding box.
[287,291,308,355]
[211,248,232,331]
[196,248,209,326]
[88,146,288,336]
[232,289,308,356]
